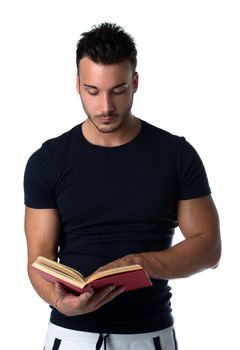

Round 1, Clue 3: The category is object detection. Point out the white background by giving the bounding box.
[0,1,239,349]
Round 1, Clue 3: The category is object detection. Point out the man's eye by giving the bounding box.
[88,89,98,96]
[113,88,126,95]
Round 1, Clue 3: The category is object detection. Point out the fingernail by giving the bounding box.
[88,289,94,295]
[109,285,116,291]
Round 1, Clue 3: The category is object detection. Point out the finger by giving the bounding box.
[80,285,115,310]
[78,288,95,303]
[103,285,125,302]
[94,286,125,310]
[90,285,116,301]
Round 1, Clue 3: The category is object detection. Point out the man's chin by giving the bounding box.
[96,124,121,134]
[94,118,123,134]
[87,113,131,134]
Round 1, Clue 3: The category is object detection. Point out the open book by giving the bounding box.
[32,256,152,293]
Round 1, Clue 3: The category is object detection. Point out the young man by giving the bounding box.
[24,23,221,350]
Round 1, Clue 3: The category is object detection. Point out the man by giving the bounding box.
[24,23,221,350]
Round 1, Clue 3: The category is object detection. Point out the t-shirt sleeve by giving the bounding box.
[177,138,211,200]
[24,145,57,209]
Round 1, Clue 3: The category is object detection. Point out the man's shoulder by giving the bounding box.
[28,124,80,165]
[143,120,185,146]
[42,124,80,151]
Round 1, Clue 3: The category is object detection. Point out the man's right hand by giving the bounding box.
[54,282,125,316]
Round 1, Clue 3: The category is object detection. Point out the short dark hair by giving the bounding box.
[76,22,137,73]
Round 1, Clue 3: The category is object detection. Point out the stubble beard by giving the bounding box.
[81,95,134,134]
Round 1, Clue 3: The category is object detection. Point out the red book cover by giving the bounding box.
[32,263,152,294]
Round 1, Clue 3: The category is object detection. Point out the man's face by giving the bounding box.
[76,57,138,133]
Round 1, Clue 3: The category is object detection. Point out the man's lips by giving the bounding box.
[99,116,117,122]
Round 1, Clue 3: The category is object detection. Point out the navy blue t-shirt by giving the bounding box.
[24,120,211,333]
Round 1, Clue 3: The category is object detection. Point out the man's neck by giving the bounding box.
[82,116,141,147]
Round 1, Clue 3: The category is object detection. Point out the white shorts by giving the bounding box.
[44,322,178,350]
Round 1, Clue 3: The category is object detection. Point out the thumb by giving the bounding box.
[53,282,67,311]
[55,282,67,299]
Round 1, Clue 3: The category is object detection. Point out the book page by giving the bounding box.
[36,256,85,282]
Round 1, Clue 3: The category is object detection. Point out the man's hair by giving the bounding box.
[76,22,137,73]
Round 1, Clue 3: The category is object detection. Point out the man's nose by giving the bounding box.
[100,93,115,115]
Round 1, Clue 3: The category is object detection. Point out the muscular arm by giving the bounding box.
[24,207,124,316]
[141,195,221,279]
[24,207,61,306]
[98,195,221,279]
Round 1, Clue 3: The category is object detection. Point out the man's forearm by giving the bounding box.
[139,233,221,280]
[28,265,57,307]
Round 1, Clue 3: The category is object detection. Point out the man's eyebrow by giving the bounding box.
[112,82,128,89]
[83,84,98,89]
[83,83,128,89]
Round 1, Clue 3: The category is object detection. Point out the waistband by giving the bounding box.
[48,322,174,343]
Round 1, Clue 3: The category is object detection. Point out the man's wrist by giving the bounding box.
[132,252,149,272]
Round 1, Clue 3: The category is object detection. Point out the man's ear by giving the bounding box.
[76,74,80,95]
[133,72,139,93]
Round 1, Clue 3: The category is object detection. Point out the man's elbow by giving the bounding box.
[209,240,222,269]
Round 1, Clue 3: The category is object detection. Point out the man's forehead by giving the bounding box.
[79,57,132,88]
[79,57,132,76]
